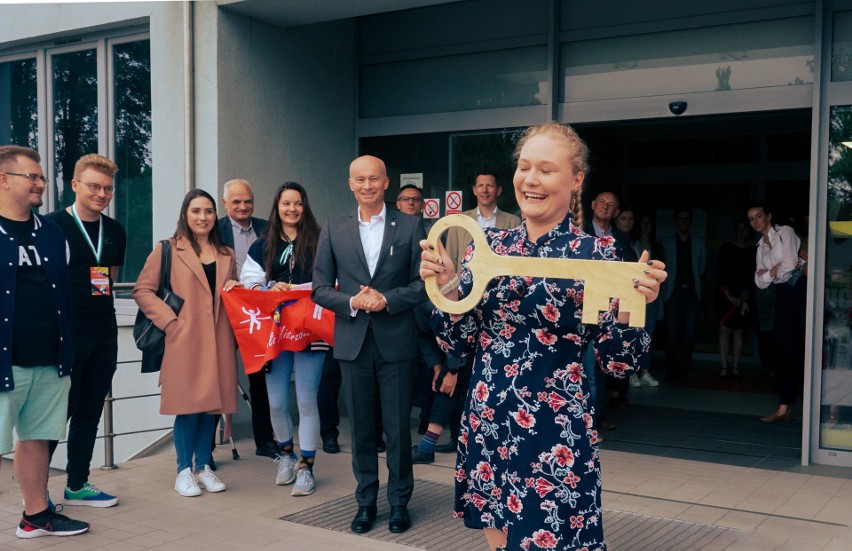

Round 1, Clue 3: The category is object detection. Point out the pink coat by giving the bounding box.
[132,237,238,415]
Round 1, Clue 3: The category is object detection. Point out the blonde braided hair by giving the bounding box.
[514,123,589,229]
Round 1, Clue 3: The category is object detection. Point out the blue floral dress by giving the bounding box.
[431,214,649,551]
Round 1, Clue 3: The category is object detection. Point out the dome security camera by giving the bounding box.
[669,101,687,115]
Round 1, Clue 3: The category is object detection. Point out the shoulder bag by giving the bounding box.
[133,239,184,373]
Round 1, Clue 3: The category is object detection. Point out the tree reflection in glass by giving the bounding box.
[0,58,38,148]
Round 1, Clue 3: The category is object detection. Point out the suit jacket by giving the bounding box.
[582,219,638,262]
[660,233,707,301]
[312,208,426,362]
[132,237,238,415]
[445,208,521,271]
[217,215,267,248]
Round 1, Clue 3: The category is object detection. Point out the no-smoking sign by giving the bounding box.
[423,198,440,219]
[445,190,463,215]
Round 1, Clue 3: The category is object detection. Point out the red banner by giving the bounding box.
[222,287,334,374]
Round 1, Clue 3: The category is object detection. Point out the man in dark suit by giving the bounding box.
[217,179,276,458]
[313,155,425,535]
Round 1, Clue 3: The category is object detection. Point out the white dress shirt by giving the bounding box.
[476,206,499,229]
[349,204,386,315]
[755,224,801,289]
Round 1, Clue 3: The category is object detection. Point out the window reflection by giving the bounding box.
[113,40,152,283]
[562,17,814,102]
[821,105,852,450]
[0,58,37,149]
[52,49,98,208]
[832,11,852,82]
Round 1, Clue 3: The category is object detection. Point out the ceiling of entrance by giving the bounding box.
[217,0,462,29]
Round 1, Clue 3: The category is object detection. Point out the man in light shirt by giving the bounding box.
[312,155,425,535]
[444,171,520,271]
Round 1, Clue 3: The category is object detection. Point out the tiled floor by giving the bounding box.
[2,422,851,550]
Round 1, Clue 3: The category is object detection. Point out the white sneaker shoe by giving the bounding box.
[195,465,226,493]
[641,371,660,387]
[291,467,315,496]
[175,468,201,497]
[275,455,298,485]
[629,374,641,387]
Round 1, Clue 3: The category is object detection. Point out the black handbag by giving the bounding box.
[133,240,184,373]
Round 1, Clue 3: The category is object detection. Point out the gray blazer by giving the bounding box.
[312,208,426,362]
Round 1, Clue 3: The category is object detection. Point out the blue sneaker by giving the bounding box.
[63,483,119,508]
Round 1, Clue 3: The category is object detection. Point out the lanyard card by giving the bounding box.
[90,266,111,296]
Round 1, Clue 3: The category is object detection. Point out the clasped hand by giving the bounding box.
[353,285,386,312]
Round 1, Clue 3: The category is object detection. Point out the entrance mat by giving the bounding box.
[281,481,738,550]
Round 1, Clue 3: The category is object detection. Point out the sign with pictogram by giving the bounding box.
[423,198,440,219]
[445,190,463,215]
[401,173,423,188]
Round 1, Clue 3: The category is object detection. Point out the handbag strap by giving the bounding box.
[159,239,173,293]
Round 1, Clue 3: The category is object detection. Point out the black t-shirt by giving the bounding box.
[0,214,60,367]
[47,209,127,335]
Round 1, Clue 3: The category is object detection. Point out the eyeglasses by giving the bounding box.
[397,196,423,203]
[3,172,48,185]
[76,180,115,194]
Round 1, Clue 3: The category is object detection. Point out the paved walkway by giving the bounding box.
[1,431,851,550]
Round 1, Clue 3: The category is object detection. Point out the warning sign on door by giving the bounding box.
[423,198,440,219]
[445,190,463,215]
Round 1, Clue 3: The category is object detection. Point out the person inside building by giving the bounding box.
[716,217,756,379]
[133,189,241,497]
[240,181,326,496]
[47,154,126,508]
[748,202,806,423]
[0,145,90,538]
[421,123,666,551]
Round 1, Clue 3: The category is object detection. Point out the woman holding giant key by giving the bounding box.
[420,123,667,551]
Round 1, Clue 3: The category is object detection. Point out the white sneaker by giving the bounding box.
[195,465,226,493]
[629,374,641,387]
[641,371,660,387]
[175,468,201,497]
[291,467,315,496]
[275,455,298,485]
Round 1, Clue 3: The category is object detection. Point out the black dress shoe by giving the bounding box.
[411,445,435,464]
[350,505,377,534]
[322,434,340,454]
[388,505,411,533]
[255,441,280,459]
[434,439,458,454]
[376,438,387,453]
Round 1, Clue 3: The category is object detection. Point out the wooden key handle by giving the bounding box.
[425,214,647,327]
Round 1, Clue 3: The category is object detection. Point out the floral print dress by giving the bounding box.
[431,214,649,551]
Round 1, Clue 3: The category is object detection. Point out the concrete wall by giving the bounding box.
[214,11,358,222]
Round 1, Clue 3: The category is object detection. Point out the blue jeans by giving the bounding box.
[173,413,218,472]
[267,350,325,453]
[582,345,608,425]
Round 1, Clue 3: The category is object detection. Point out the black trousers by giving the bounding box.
[664,286,700,378]
[247,368,275,447]
[428,363,471,438]
[775,278,807,405]
[48,332,117,490]
[340,330,414,507]
[318,351,342,440]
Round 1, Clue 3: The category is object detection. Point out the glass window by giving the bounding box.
[832,10,852,82]
[821,105,852,451]
[360,46,547,118]
[562,17,814,102]
[113,40,152,283]
[0,58,37,149]
[52,48,98,208]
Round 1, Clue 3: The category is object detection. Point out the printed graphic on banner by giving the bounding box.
[222,287,334,374]
[423,198,440,219]
[401,173,423,188]
[445,190,463,215]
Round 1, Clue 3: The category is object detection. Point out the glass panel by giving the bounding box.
[562,17,814,102]
[821,105,852,451]
[360,46,547,118]
[52,48,98,208]
[450,130,521,213]
[832,10,852,82]
[113,40,152,283]
[0,58,38,149]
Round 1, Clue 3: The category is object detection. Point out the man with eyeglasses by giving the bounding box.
[0,145,90,538]
[46,154,126,509]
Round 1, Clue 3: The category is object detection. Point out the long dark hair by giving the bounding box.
[173,189,231,256]
[263,181,320,280]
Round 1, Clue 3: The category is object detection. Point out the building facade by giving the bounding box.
[1,0,851,467]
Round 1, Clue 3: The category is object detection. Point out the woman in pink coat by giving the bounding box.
[133,189,241,497]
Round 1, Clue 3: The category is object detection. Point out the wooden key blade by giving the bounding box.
[425,214,647,327]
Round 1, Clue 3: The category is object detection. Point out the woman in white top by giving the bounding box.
[747,202,806,423]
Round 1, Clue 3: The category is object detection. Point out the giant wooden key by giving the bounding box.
[425,215,647,327]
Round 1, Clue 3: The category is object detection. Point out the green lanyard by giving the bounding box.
[70,204,103,265]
